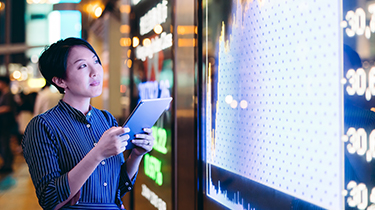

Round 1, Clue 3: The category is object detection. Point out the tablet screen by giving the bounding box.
[123,97,172,150]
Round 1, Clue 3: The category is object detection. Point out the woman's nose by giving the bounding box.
[91,66,100,77]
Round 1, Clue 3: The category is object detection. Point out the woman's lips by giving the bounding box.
[90,81,100,86]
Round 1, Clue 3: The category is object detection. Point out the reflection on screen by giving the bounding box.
[204,0,343,209]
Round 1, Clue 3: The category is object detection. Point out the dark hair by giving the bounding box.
[38,37,101,94]
[0,76,10,85]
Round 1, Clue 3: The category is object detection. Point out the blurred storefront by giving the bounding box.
[0,0,197,209]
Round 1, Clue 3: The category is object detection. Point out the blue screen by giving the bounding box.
[59,10,81,39]
[202,0,375,209]
[56,0,81,3]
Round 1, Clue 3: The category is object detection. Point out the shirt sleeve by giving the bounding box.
[119,154,138,197]
[22,116,71,210]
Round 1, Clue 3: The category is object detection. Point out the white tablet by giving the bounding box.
[122,97,172,150]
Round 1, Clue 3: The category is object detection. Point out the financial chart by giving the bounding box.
[203,0,344,209]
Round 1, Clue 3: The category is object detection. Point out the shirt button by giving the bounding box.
[101,161,105,165]
[94,143,97,146]
[125,182,129,186]
[103,182,107,187]
[86,124,91,128]
[128,187,131,190]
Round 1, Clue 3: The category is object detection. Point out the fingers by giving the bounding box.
[120,133,130,142]
[135,133,153,140]
[108,127,130,136]
[118,130,129,150]
[131,140,153,148]
[98,127,130,157]
[142,127,152,134]
[120,135,129,151]
[123,127,131,133]
[120,141,128,151]
[132,132,155,148]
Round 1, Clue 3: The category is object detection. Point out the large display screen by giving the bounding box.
[130,1,173,210]
[201,0,375,209]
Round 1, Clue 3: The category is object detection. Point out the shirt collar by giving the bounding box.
[58,100,94,123]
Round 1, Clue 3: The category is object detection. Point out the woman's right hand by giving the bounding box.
[95,127,130,160]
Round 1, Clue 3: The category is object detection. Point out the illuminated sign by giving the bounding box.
[152,126,168,154]
[48,10,81,44]
[141,184,167,210]
[341,0,375,209]
[342,3,375,39]
[139,0,168,35]
[345,181,373,209]
[132,1,173,209]
[344,67,375,101]
[144,126,169,186]
[343,127,375,162]
[135,32,173,61]
[138,80,171,102]
[144,153,163,185]
[202,0,346,209]
[25,3,52,58]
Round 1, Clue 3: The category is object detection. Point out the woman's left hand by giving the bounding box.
[131,128,154,156]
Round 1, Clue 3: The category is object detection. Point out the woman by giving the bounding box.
[22,37,154,210]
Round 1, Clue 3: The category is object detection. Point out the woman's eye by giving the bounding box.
[79,64,87,69]
[94,59,100,64]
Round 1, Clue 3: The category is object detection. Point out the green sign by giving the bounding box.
[144,153,163,186]
[152,126,168,154]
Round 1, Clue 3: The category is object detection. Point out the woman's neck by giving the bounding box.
[62,95,91,115]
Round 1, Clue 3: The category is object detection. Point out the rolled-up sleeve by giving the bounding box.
[22,116,71,210]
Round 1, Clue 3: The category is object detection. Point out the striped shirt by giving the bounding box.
[22,100,135,210]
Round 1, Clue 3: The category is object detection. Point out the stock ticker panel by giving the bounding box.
[204,0,355,209]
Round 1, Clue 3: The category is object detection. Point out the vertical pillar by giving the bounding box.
[107,13,122,117]
[4,0,11,75]
[174,0,197,209]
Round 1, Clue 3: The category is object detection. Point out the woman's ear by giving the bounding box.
[52,77,67,90]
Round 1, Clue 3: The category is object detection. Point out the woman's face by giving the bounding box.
[63,45,103,99]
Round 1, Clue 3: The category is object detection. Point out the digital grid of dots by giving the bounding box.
[206,0,342,209]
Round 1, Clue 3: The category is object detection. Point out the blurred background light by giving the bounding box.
[142,38,151,47]
[154,24,163,34]
[28,78,46,88]
[120,38,131,47]
[94,6,102,17]
[120,25,130,34]
[132,37,139,47]
[120,5,131,13]
[0,2,5,11]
